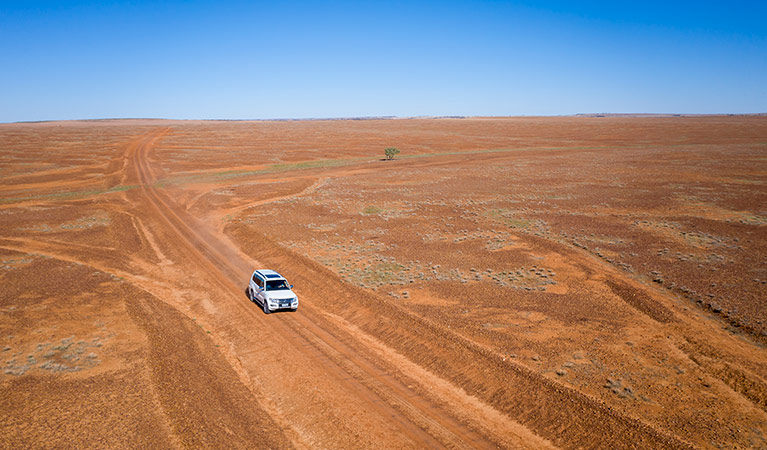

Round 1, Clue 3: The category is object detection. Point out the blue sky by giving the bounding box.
[1,1,765,121]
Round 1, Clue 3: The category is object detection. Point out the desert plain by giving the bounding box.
[1,115,766,449]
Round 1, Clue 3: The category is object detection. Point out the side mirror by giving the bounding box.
[290,285,294,289]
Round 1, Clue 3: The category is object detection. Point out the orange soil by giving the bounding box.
[1,116,766,449]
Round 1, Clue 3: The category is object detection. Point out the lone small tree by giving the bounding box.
[384,147,400,160]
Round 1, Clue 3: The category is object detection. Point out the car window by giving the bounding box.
[253,274,263,288]
[266,279,289,290]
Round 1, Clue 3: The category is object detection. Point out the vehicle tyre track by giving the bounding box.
[127,128,514,448]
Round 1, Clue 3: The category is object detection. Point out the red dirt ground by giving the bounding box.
[1,116,766,449]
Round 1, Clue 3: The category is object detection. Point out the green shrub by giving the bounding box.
[384,147,400,160]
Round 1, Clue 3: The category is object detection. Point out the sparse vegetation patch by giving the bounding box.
[2,335,104,377]
[362,205,383,215]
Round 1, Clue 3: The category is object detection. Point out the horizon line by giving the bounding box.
[4,112,767,125]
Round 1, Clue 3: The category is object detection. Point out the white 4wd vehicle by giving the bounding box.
[248,269,299,314]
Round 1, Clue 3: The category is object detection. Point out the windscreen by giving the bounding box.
[266,279,290,290]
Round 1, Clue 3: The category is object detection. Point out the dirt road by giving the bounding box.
[125,131,550,448]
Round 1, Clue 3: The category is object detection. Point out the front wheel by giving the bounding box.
[263,298,270,314]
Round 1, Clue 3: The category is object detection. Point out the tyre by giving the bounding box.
[263,298,270,314]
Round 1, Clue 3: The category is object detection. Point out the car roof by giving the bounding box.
[254,269,285,280]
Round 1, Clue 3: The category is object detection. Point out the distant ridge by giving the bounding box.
[575,113,766,118]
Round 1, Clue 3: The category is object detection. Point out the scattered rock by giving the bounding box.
[604,378,635,399]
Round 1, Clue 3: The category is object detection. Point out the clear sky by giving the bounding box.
[1,1,765,122]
